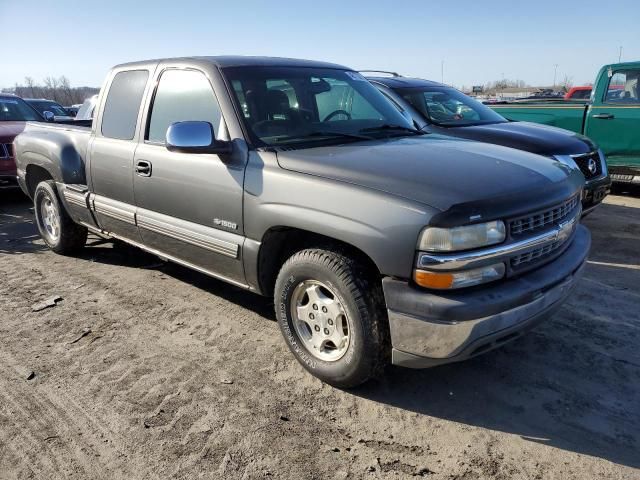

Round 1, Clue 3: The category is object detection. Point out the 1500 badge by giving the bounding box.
[214,218,238,230]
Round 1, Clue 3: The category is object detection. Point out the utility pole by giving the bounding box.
[553,64,559,87]
[441,60,444,84]
[619,46,623,63]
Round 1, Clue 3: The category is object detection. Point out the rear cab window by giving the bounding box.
[101,70,149,140]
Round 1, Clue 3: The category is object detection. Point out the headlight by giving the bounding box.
[417,221,506,252]
[414,263,505,290]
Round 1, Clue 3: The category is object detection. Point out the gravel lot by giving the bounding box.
[1,189,639,480]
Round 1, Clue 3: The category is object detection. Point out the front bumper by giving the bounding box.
[384,224,591,368]
[582,175,611,215]
[609,165,640,184]
[0,174,19,189]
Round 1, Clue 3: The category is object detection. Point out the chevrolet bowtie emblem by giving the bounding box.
[556,217,576,242]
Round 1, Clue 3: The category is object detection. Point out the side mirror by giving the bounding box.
[43,111,55,122]
[166,121,232,154]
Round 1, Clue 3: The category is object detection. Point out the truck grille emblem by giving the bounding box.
[587,158,597,175]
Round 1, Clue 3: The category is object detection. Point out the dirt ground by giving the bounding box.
[0,188,639,480]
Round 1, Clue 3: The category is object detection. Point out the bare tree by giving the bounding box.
[24,77,36,98]
[559,75,574,92]
[6,77,99,106]
[484,78,529,91]
[59,76,74,105]
[43,76,60,102]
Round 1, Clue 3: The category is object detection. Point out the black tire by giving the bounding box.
[274,248,389,388]
[33,180,87,254]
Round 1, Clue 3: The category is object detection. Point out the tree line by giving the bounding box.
[483,75,574,92]
[2,76,99,106]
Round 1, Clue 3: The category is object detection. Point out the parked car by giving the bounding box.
[74,95,98,121]
[24,98,74,122]
[0,94,43,187]
[490,62,640,184]
[564,86,592,100]
[366,73,610,214]
[15,56,590,387]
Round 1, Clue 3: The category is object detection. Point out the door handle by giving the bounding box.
[135,160,152,177]
[592,113,615,120]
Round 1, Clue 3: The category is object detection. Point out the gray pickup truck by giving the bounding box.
[15,56,590,387]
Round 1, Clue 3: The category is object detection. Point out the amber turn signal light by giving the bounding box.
[414,270,455,289]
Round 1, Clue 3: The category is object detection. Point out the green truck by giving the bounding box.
[491,62,640,183]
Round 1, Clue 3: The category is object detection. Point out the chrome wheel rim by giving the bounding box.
[290,280,351,362]
[40,195,60,243]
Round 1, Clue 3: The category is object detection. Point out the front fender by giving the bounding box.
[244,151,436,279]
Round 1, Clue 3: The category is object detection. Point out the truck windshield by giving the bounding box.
[396,87,508,127]
[0,97,42,121]
[224,66,419,147]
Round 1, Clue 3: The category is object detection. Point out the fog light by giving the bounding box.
[414,263,506,290]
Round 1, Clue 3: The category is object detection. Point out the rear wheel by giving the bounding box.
[274,248,389,388]
[34,180,87,254]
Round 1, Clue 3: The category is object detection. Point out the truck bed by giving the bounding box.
[14,121,93,193]
[25,120,93,134]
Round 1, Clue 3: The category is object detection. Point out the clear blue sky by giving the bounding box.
[1,0,638,89]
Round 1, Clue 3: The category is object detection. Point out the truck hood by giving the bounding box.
[276,136,583,224]
[0,121,27,143]
[439,121,596,156]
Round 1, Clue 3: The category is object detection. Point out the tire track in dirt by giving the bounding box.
[0,358,133,479]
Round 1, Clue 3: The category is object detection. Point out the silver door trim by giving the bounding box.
[62,188,89,209]
[79,222,249,289]
[136,211,239,258]
[92,195,137,225]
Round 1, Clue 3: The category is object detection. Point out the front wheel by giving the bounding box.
[34,180,87,254]
[274,248,389,388]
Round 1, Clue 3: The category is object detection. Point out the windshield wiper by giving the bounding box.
[359,124,424,135]
[272,130,374,142]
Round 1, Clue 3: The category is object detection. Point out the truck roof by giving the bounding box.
[114,56,350,71]
[365,76,447,89]
[603,60,640,69]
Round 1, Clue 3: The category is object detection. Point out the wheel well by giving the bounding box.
[25,165,54,198]
[257,227,381,297]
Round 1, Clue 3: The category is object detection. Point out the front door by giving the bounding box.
[132,67,247,285]
[585,69,640,172]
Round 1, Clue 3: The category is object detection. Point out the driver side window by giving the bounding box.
[147,69,223,144]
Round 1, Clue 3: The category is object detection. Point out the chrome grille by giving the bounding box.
[511,241,562,268]
[510,196,579,236]
[572,151,602,180]
[0,143,12,159]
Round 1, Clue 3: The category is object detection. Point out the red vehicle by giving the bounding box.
[564,85,624,100]
[0,94,42,187]
[564,86,592,100]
